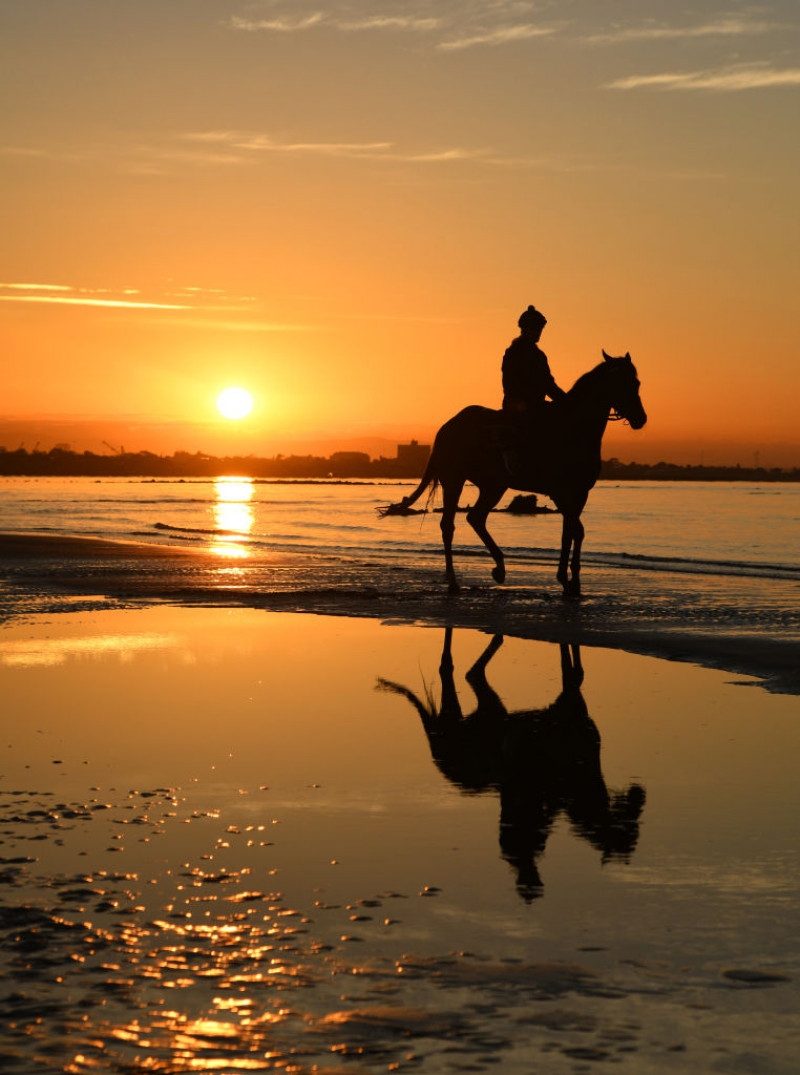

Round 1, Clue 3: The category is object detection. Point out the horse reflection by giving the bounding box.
[378,630,645,902]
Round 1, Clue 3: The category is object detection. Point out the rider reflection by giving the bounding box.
[378,630,646,902]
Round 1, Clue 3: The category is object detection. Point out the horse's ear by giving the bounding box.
[624,351,631,361]
[602,349,612,362]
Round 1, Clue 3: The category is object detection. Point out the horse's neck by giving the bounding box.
[566,374,611,440]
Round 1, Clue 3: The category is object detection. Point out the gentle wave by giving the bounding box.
[577,549,800,582]
[148,520,798,582]
[153,522,254,538]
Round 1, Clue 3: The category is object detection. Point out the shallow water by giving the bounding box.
[2,476,799,582]
[1,608,799,1072]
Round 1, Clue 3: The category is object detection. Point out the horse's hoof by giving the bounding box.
[447,580,461,595]
[491,564,506,585]
[562,581,582,599]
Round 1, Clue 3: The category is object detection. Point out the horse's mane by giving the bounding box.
[567,361,608,399]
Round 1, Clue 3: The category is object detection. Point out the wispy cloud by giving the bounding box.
[0,281,312,329]
[608,63,800,91]
[2,140,251,174]
[231,13,325,32]
[0,281,242,312]
[231,11,440,33]
[184,130,488,162]
[0,282,73,291]
[186,130,393,157]
[587,17,778,44]
[438,24,556,51]
[183,130,611,170]
[0,295,193,310]
[338,16,441,31]
[230,4,557,48]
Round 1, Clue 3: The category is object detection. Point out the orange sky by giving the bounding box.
[2,1,799,464]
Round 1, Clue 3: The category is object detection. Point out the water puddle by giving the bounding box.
[1,608,798,1072]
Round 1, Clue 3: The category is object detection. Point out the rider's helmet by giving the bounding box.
[518,305,547,334]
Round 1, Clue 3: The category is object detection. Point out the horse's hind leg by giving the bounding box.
[569,516,585,593]
[557,514,574,594]
[440,479,465,593]
[466,485,507,584]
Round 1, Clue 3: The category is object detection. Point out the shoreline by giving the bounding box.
[1,530,798,694]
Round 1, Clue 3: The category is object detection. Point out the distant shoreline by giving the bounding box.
[0,447,798,482]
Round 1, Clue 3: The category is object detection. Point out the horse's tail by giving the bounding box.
[377,451,439,517]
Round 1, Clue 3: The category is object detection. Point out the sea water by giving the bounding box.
[1,476,798,583]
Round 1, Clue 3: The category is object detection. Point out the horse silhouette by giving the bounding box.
[379,351,646,596]
[378,630,646,902]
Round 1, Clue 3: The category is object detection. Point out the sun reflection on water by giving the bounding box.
[212,478,254,559]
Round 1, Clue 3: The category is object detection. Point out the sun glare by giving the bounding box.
[216,386,253,421]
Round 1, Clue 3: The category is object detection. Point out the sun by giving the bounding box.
[216,386,253,421]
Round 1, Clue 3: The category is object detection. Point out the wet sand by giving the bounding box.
[1,607,799,1073]
[1,531,798,694]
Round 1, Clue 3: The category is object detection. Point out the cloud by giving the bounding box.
[184,130,484,162]
[0,295,193,310]
[0,281,313,328]
[0,282,73,291]
[185,130,393,157]
[229,4,556,47]
[231,13,325,32]
[0,281,242,311]
[394,148,483,162]
[438,23,556,50]
[230,11,440,34]
[183,130,610,171]
[2,140,251,174]
[608,63,800,91]
[338,16,441,32]
[587,17,778,44]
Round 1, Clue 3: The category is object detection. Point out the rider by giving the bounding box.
[502,305,566,419]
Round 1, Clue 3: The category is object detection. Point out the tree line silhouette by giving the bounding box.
[0,444,797,482]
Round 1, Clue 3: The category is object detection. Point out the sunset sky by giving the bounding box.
[2,0,798,464]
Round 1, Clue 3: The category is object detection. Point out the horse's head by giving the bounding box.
[601,350,647,429]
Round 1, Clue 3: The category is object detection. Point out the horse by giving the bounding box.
[377,630,646,902]
[379,351,646,596]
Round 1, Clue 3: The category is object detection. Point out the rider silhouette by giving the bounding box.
[502,305,566,419]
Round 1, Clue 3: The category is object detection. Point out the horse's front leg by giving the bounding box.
[440,479,464,594]
[568,516,585,595]
[466,484,507,584]
[557,514,573,593]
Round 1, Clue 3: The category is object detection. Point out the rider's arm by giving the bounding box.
[539,350,567,401]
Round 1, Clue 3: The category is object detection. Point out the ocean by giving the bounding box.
[1,475,798,583]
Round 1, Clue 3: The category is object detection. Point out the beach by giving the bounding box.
[1,484,799,1073]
